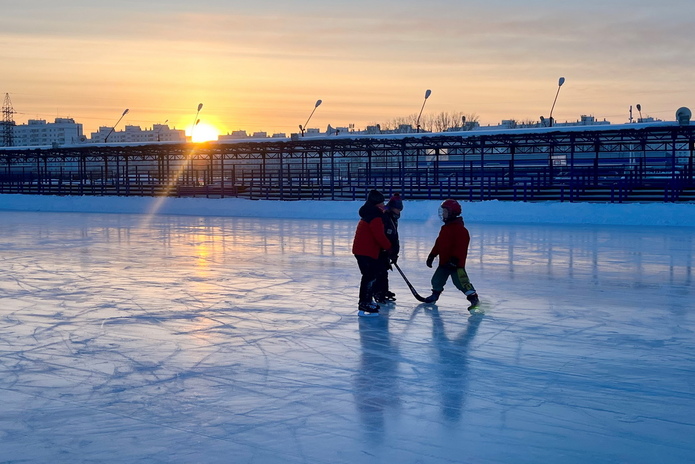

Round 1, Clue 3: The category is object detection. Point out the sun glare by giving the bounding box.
[190,123,219,143]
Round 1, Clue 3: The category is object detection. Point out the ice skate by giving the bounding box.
[358,301,380,317]
[466,292,480,311]
[375,291,396,304]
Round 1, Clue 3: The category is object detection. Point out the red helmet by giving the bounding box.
[440,198,462,217]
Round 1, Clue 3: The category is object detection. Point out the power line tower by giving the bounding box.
[2,93,16,147]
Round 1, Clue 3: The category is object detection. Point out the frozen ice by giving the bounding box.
[0,197,693,463]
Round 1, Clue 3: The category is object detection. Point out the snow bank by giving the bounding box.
[1,194,694,227]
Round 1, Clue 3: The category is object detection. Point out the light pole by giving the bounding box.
[299,99,322,137]
[548,77,565,127]
[190,103,203,141]
[156,119,168,142]
[416,89,432,133]
[636,104,643,123]
[104,108,129,143]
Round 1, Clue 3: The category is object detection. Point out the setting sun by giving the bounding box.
[189,122,219,143]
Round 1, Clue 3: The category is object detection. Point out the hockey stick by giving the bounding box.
[392,262,428,302]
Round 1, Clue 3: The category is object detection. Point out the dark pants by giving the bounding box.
[355,255,380,304]
[373,251,391,297]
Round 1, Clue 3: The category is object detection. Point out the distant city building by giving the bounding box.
[637,116,661,123]
[554,115,611,127]
[11,118,84,147]
[90,124,186,143]
[469,115,611,131]
[213,115,619,143]
[219,130,288,141]
[218,130,249,141]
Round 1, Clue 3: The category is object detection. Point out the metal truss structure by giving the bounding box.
[1,123,694,202]
[1,93,15,148]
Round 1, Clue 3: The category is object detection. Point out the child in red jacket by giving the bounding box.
[352,189,392,317]
[424,199,480,311]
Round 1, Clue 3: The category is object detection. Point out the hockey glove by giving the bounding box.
[426,254,435,268]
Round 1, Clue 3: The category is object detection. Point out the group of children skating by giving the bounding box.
[352,189,480,317]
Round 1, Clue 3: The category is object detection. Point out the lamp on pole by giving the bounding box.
[104,108,129,143]
[416,89,432,133]
[299,99,322,137]
[548,77,565,127]
[156,119,168,142]
[636,104,643,123]
[190,103,203,141]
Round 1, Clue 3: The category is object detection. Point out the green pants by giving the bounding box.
[431,266,476,295]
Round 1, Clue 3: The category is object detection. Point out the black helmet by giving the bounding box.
[367,189,385,205]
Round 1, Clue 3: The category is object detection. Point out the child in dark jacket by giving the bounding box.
[374,193,402,303]
[424,199,480,311]
[352,190,392,317]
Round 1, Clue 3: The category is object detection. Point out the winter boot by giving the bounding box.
[358,301,380,317]
[466,292,480,310]
[424,290,442,304]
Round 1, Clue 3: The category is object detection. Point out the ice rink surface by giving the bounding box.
[1,210,693,463]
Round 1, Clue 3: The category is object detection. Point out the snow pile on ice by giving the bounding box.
[0,194,694,227]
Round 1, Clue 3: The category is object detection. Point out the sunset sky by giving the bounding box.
[2,0,694,137]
